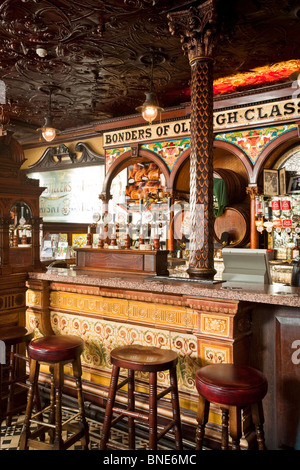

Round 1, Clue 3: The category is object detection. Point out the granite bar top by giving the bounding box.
[28,268,300,308]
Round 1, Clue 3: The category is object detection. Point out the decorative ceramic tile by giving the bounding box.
[215,124,296,164]
[50,290,196,330]
[200,313,230,337]
[26,289,42,308]
[106,147,131,171]
[141,139,190,170]
[198,340,230,366]
[50,311,198,394]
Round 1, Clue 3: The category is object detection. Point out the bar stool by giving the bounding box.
[100,344,182,450]
[195,364,268,450]
[0,325,41,426]
[19,335,89,450]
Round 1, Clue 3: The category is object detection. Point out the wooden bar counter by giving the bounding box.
[26,268,300,450]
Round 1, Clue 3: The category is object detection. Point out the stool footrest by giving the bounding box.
[116,377,129,391]
[112,406,149,422]
[157,385,172,401]
[157,420,176,440]
[101,345,182,451]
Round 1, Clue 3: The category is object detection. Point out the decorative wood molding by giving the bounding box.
[26,142,105,172]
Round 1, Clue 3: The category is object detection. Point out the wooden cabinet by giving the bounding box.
[251,303,300,449]
[0,133,44,332]
[0,133,44,275]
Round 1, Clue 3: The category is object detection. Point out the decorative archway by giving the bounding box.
[169,140,252,193]
[101,147,171,200]
[252,128,299,184]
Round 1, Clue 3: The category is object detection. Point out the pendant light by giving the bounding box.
[136,54,163,124]
[38,86,59,142]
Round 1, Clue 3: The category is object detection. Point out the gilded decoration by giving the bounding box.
[50,291,196,330]
[50,311,199,394]
[26,289,42,308]
[201,313,229,337]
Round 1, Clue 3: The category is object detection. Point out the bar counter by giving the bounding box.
[26,268,300,450]
[28,268,300,307]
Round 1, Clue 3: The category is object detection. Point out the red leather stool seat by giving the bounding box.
[195,364,268,450]
[196,364,268,406]
[19,334,89,450]
[28,335,84,363]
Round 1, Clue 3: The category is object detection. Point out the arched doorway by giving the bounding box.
[170,142,251,250]
[100,148,171,249]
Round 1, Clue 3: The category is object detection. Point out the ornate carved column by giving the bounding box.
[168,1,220,280]
[246,186,260,249]
[166,190,175,253]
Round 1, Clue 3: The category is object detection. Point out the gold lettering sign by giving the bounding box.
[103,98,300,147]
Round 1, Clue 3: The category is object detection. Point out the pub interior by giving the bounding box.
[1,0,300,453]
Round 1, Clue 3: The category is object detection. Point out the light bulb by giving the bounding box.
[142,106,158,124]
[42,127,56,142]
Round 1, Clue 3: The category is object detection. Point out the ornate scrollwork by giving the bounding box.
[27,142,104,171]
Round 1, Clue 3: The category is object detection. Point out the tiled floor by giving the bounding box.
[0,410,177,451]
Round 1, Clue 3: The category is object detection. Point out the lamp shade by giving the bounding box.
[136,91,163,124]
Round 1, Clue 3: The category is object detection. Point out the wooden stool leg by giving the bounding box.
[19,359,40,450]
[229,405,241,450]
[46,366,55,443]
[149,371,157,450]
[0,363,3,427]
[128,368,135,450]
[99,364,120,450]
[196,395,209,450]
[73,356,89,449]
[6,344,16,426]
[169,366,183,450]
[251,401,266,450]
[221,408,229,450]
[53,362,63,450]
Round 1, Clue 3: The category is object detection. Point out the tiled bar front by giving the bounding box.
[25,270,300,449]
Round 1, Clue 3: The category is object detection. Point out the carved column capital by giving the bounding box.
[246,185,260,199]
[168,0,220,62]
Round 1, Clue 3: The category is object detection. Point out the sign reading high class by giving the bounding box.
[103,98,300,147]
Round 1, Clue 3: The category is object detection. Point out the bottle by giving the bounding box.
[255,196,264,217]
[293,239,300,259]
[271,197,281,218]
[19,206,26,226]
[264,198,272,220]
[255,196,264,233]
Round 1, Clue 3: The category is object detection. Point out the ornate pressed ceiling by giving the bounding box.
[0,0,300,144]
